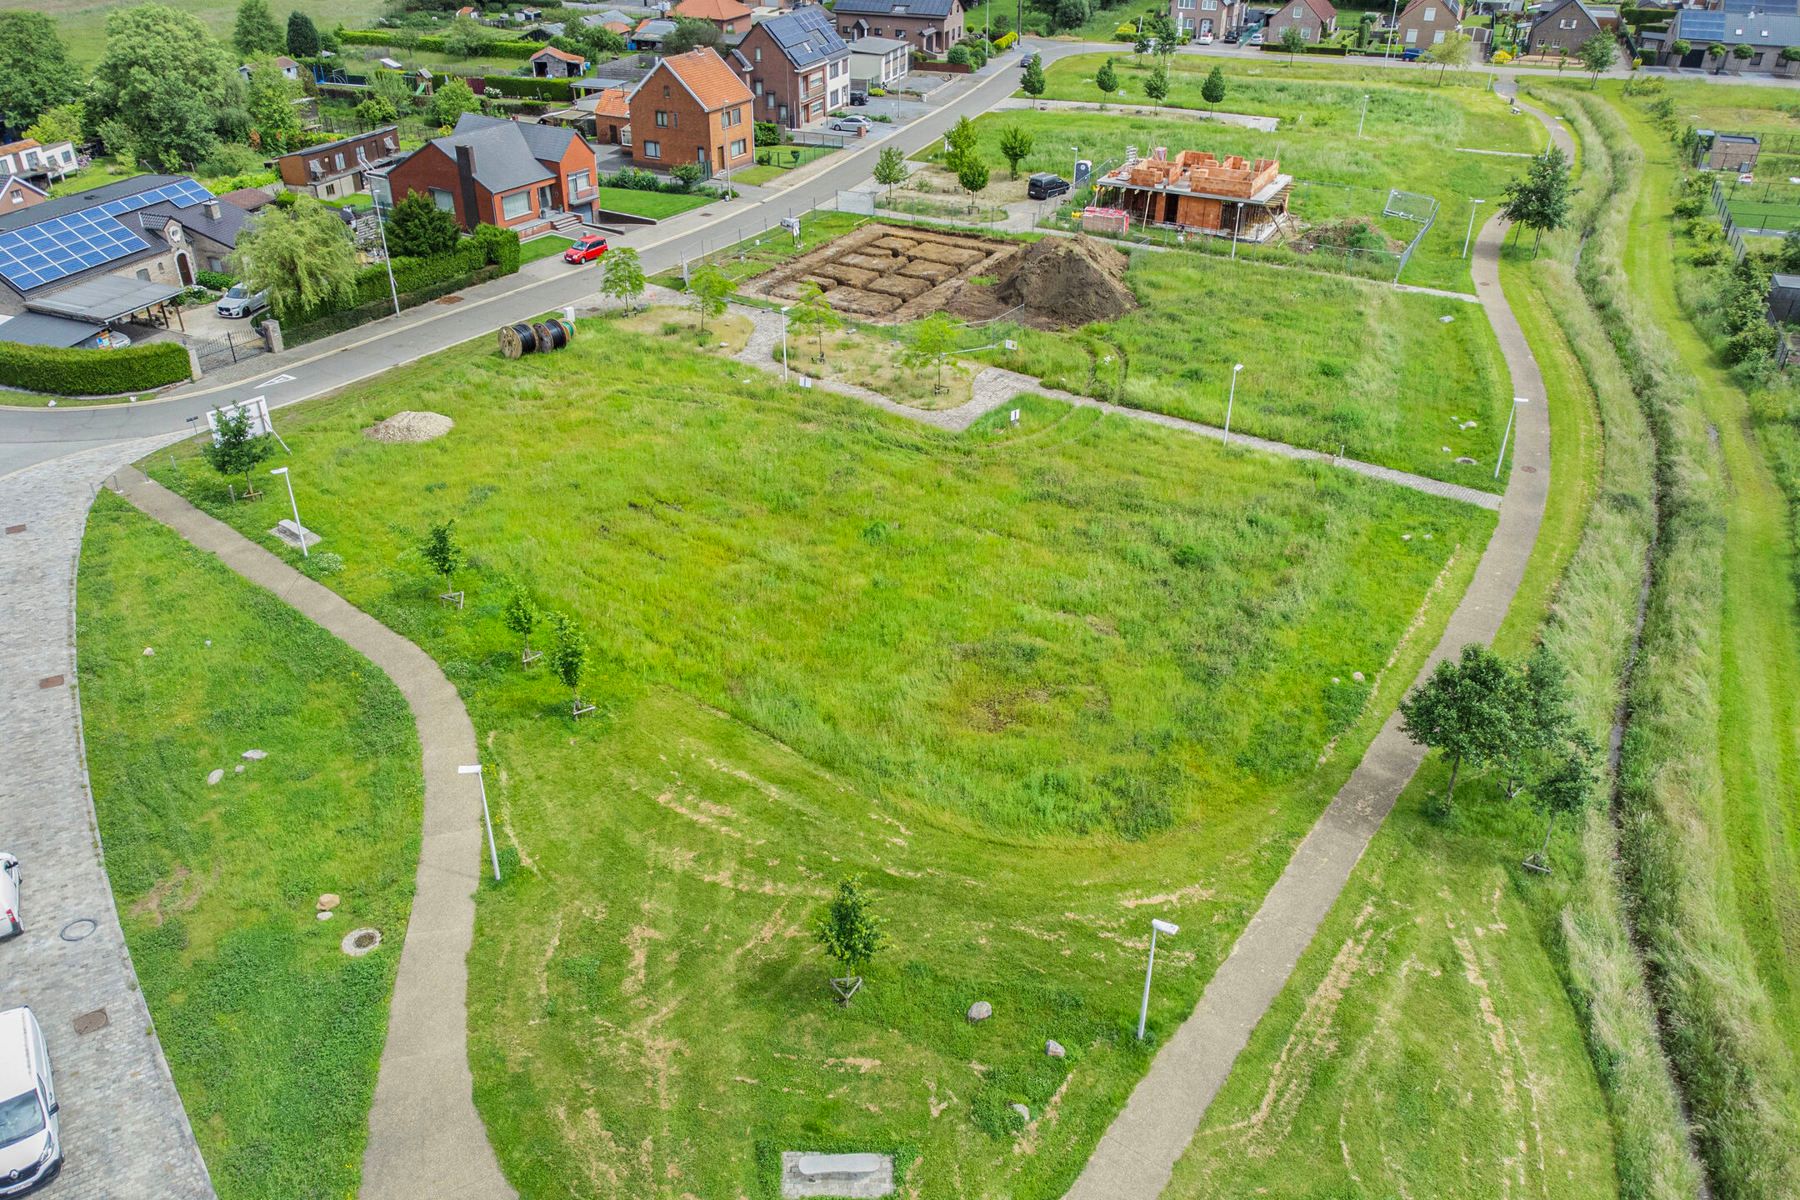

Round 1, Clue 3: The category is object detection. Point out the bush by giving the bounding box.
[196,269,238,290]
[947,43,972,65]
[993,30,1018,49]
[754,120,783,147]
[286,225,520,328]
[0,340,191,396]
[337,27,540,57]
[480,75,574,101]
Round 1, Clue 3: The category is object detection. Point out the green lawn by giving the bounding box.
[143,315,1493,1197]
[76,493,423,1200]
[1010,57,1546,290]
[519,234,573,264]
[594,186,714,219]
[43,0,370,61]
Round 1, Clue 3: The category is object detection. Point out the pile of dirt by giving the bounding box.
[1292,217,1403,256]
[363,411,454,443]
[984,236,1136,328]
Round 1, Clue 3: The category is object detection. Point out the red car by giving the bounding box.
[564,234,609,264]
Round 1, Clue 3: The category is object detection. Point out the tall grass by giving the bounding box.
[1558,88,1800,1200]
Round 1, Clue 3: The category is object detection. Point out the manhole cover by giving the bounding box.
[1521,466,1538,473]
[60,917,97,942]
[38,675,65,690]
[341,928,382,957]
[72,1008,109,1035]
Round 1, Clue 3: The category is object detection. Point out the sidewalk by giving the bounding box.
[110,469,512,1200]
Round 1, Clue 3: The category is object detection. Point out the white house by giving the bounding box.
[848,35,910,89]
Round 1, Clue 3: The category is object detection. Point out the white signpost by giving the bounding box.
[206,395,290,453]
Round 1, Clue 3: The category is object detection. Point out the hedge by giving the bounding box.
[993,30,1018,49]
[282,224,520,328]
[336,27,541,58]
[1257,41,1351,55]
[0,340,191,397]
[284,266,504,345]
[480,75,574,100]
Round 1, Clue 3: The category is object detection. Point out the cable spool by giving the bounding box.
[498,323,534,359]
[499,318,575,359]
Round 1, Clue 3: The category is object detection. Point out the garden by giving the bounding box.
[129,307,1494,1197]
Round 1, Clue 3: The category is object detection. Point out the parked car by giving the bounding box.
[1197,32,1214,43]
[1021,51,1042,69]
[563,234,609,264]
[1224,28,1240,42]
[1401,47,1423,60]
[0,1007,60,1195]
[828,115,872,134]
[216,284,268,319]
[849,90,868,105]
[1247,30,1264,44]
[0,855,17,938]
[1027,172,1071,201]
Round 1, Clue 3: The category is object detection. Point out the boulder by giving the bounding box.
[1010,1103,1030,1122]
[206,769,224,786]
[317,893,341,912]
[242,749,267,761]
[1045,1039,1065,1059]
[967,1001,992,1023]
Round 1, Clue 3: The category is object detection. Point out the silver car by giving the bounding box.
[0,856,16,939]
[0,1008,60,1195]
[216,284,268,319]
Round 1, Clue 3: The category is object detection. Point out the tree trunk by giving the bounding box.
[1538,811,1556,861]
[1444,752,1462,810]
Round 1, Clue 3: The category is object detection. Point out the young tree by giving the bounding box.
[420,520,463,596]
[1201,64,1227,115]
[1399,643,1524,819]
[1425,30,1473,83]
[1706,42,1727,73]
[662,15,721,54]
[956,153,990,212]
[0,13,83,133]
[997,124,1035,178]
[943,114,979,172]
[1281,23,1309,65]
[25,102,84,149]
[1144,60,1170,108]
[354,96,399,129]
[1133,21,1153,55]
[233,0,285,57]
[1502,644,1574,796]
[232,198,359,320]
[1523,731,1599,873]
[670,161,705,192]
[1095,56,1119,97]
[1668,38,1690,63]
[386,191,462,258]
[574,24,628,58]
[504,586,541,665]
[1781,226,1800,273]
[201,407,274,495]
[1021,53,1047,102]
[371,69,415,115]
[547,613,591,716]
[287,10,321,57]
[1498,145,1572,255]
[903,312,957,392]
[873,144,908,197]
[1577,32,1617,86]
[815,875,886,1004]
[600,246,647,311]
[688,263,732,332]
[429,78,482,127]
[1145,11,1177,52]
[787,280,841,363]
[246,62,302,153]
[1731,42,1755,70]
[89,6,240,169]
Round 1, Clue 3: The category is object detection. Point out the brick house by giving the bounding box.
[672,0,755,37]
[1170,0,1244,41]
[0,176,47,214]
[731,7,852,129]
[832,0,966,56]
[1093,149,1293,238]
[377,113,599,233]
[627,48,755,177]
[530,45,589,77]
[275,127,401,200]
[1524,0,1603,55]
[1263,0,1336,42]
[1396,0,1462,48]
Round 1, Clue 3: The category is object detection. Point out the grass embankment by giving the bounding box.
[1556,85,1800,1199]
[1005,58,1546,291]
[43,0,366,61]
[1165,95,1699,1200]
[76,493,423,1199]
[142,321,1493,1197]
[594,187,714,219]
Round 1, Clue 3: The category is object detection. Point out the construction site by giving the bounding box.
[1090,148,1294,242]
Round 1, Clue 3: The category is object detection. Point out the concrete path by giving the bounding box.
[1062,146,1555,1200]
[0,438,215,1199]
[991,96,1280,131]
[109,468,512,1200]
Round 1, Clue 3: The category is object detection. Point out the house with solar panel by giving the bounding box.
[0,176,251,334]
[1659,5,1800,73]
[730,7,853,129]
[832,0,967,57]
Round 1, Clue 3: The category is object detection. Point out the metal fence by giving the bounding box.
[1710,175,1752,261]
[191,330,267,374]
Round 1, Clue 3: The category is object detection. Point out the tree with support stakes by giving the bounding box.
[956,154,990,213]
[815,875,886,1004]
[943,114,979,172]
[547,613,593,718]
[1280,24,1308,66]
[1576,32,1617,87]
[1522,730,1599,874]
[1503,644,1574,798]
[1095,57,1118,98]
[1201,65,1226,115]
[1399,643,1524,820]
[904,312,957,392]
[1144,60,1170,108]
[1021,53,1047,103]
[504,586,541,667]
[421,520,464,605]
[998,124,1034,178]
[201,407,273,500]
[873,145,907,198]
[788,280,840,364]
[1498,145,1572,256]
[687,264,731,333]
[600,246,646,313]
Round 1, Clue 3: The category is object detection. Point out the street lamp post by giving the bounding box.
[1072,145,1080,185]
[1358,93,1370,137]
[370,186,402,319]
[268,466,307,559]
[1225,362,1243,443]
[458,764,502,882]
[1384,0,1399,59]
[1495,396,1528,480]
[1137,918,1180,1040]
[1461,197,1486,258]
[781,305,791,382]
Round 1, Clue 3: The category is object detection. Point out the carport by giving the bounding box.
[24,275,189,332]
[0,312,108,348]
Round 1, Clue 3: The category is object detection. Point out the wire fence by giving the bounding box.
[1711,175,1754,260]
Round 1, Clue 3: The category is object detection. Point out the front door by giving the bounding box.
[539,183,554,214]
[176,253,193,286]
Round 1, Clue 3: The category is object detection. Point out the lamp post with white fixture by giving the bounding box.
[1358,93,1370,137]
[268,466,307,558]
[1225,362,1244,444]
[1495,396,1528,479]
[781,305,791,382]
[458,764,502,882]
[1461,197,1486,259]
[1137,918,1179,1040]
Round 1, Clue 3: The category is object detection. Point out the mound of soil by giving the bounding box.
[1294,217,1404,255]
[977,235,1136,329]
[364,411,454,443]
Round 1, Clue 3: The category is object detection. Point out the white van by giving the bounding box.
[0,1008,60,1195]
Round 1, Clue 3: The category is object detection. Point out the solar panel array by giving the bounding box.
[1681,11,1726,40]
[0,179,213,293]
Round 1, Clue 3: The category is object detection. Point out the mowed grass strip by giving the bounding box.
[594,186,715,219]
[76,493,423,1200]
[145,329,1493,1197]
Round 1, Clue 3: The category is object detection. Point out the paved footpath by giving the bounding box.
[1063,150,1556,1198]
[110,468,511,1200]
[0,440,215,1200]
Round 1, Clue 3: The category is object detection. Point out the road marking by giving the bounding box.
[257,373,297,387]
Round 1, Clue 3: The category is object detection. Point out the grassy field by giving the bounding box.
[595,187,714,219]
[76,493,422,1199]
[142,312,1494,1196]
[1009,56,1546,291]
[35,0,369,62]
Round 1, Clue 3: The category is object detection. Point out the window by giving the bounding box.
[723,106,742,127]
[568,169,590,195]
[1292,4,1303,13]
[755,80,764,94]
[1200,1,1215,9]
[663,84,671,96]
[1405,26,1417,41]
[429,187,455,211]
[501,191,531,220]
[767,92,776,106]
[1432,28,1444,42]
[1423,5,1434,17]
[755,46,762,60]
[7,190,19,205]
[643,138,661,158]
[656,109,669,126]
[1559,17,1575,27]
[335,152,345,170]
[730,137,747,157]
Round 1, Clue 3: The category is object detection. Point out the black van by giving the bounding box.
[1027,173,1071,200]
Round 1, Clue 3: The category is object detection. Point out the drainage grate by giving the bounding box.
[72,1009,109,1036]
[38,675,64,689]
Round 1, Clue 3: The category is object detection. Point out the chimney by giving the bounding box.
[455,144,479,229]
[204,199,221,220]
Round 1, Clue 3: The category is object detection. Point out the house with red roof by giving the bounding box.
[1264,0,1336,41]
[627,48,754,176]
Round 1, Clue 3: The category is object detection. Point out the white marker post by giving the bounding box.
[1495,396,1528,480]
[1137,918,1179,1040]
[459,764,502,882]
[1225,362,1244,444]
[1461,197,1486,259]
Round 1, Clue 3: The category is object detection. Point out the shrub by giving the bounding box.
[947,43,972,65]
[0,340,191,396]
[196,269,238,290]
[480,75,574,101]
[754,120,783,147]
